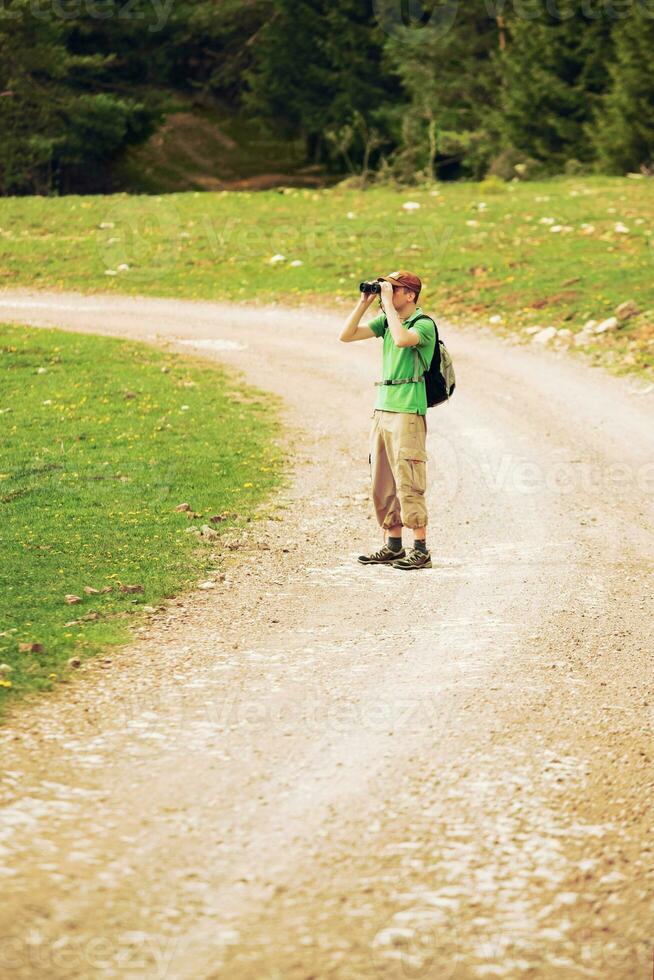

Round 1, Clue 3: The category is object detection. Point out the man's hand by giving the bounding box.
[378,281,415,348]
[379,280,394,314]
[338,289,377,342]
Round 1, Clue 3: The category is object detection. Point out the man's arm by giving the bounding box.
[339,292,378,342]
[379,281,421,348]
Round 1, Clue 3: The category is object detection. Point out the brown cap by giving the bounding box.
[377,270,422,297]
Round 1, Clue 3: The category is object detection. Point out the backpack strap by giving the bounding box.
[412,314,438,373]
[374,313,436,385]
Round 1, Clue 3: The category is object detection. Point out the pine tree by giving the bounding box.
[243,0,333,155]
[322,0,399,122]
[244,0,393,167]
[384,0,505,180]
[0,1,71,194]
[169,0,274,102]
[590,4,654,173]
[0,0,162,194]
[500,2,613,171]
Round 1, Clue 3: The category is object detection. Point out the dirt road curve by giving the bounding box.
[0,290,653,980]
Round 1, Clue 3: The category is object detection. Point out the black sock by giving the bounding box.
[414,539,428,553]
[387,536,403,552]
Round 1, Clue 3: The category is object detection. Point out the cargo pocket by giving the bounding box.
[397,447,428,493]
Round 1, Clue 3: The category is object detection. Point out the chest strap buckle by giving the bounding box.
[374,375,424,386]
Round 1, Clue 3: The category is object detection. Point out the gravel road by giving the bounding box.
[0,290,653,980]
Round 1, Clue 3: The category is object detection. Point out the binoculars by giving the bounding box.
[359,280,383,294]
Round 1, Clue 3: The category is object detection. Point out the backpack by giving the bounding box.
[414,315,456,408]
[379,313,455,408]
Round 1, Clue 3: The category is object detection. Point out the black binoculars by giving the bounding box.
[359,281,382,294]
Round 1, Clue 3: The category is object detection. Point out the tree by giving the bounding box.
[168,0,275,102]
[243,0,333,158]
[500,1,613,171]
[0,0,162,194]
[590,3,654,173]
[244,0,395,167]
[0,2,70,194]
[384,0,505,180]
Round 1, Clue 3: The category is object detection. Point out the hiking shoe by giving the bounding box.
[391,547,432,570]
[357,544,406,565]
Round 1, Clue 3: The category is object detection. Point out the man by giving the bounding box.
[338,271,436,570]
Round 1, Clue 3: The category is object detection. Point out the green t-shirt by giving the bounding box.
[368,307,436,415]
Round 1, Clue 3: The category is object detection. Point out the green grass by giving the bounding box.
[0,175,652,377]
[0,324,287,716]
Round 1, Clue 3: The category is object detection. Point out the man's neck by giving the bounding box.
[399,305,418,322]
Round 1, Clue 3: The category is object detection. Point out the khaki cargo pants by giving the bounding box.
[368,409,429,531]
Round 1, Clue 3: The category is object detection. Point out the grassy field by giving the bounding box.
[0,176,652,378]
[0,324,287,716]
